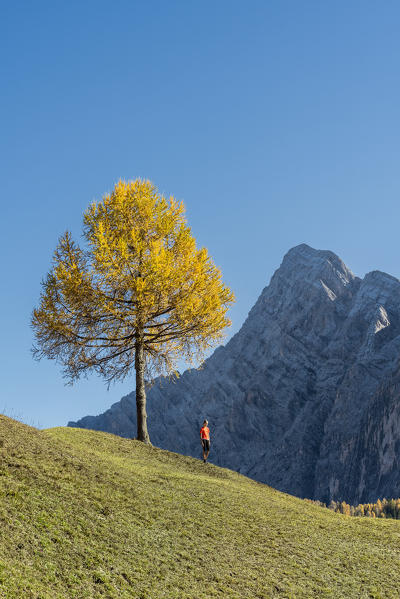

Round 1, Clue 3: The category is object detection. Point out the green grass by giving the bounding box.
[1,415,400,598]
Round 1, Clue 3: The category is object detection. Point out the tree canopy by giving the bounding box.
[32,179,235,442]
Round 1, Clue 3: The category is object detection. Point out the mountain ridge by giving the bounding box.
[69,244,400,504]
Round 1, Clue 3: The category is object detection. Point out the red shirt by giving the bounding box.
[200,426,210,440]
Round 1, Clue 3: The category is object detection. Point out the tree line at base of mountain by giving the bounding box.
[305,497,400,518]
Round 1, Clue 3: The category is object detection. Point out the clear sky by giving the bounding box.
[2,1,400,428]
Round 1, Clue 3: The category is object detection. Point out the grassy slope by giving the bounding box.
[0,416,400,599]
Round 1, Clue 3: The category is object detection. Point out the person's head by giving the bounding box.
[203,419,208,426]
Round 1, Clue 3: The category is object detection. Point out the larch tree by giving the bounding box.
[31,179,235,444]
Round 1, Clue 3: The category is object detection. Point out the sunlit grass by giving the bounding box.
[0,415,399,598]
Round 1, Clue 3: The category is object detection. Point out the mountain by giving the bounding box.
[2,415,400,598]
[68,244,400,504]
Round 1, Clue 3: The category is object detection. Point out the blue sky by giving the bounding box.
[2,1,400,428]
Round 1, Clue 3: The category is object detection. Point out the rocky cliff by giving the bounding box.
[68,244,400,504]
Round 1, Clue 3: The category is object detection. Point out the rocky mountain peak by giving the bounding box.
[69,245,400,505]
[277,243,357,293]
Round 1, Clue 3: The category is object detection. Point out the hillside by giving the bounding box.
[69,244,400,505]
[1,415,400,598]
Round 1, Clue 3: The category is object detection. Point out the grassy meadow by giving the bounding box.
[0,415,399,598]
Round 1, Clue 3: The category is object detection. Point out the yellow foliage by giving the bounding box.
[32,179,235,384]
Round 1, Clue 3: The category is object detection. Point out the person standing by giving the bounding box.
[200,420,210,463]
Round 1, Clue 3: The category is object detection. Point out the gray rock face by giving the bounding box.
[68,244,400,504]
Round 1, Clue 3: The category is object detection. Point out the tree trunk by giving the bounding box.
[134,332,151,444]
